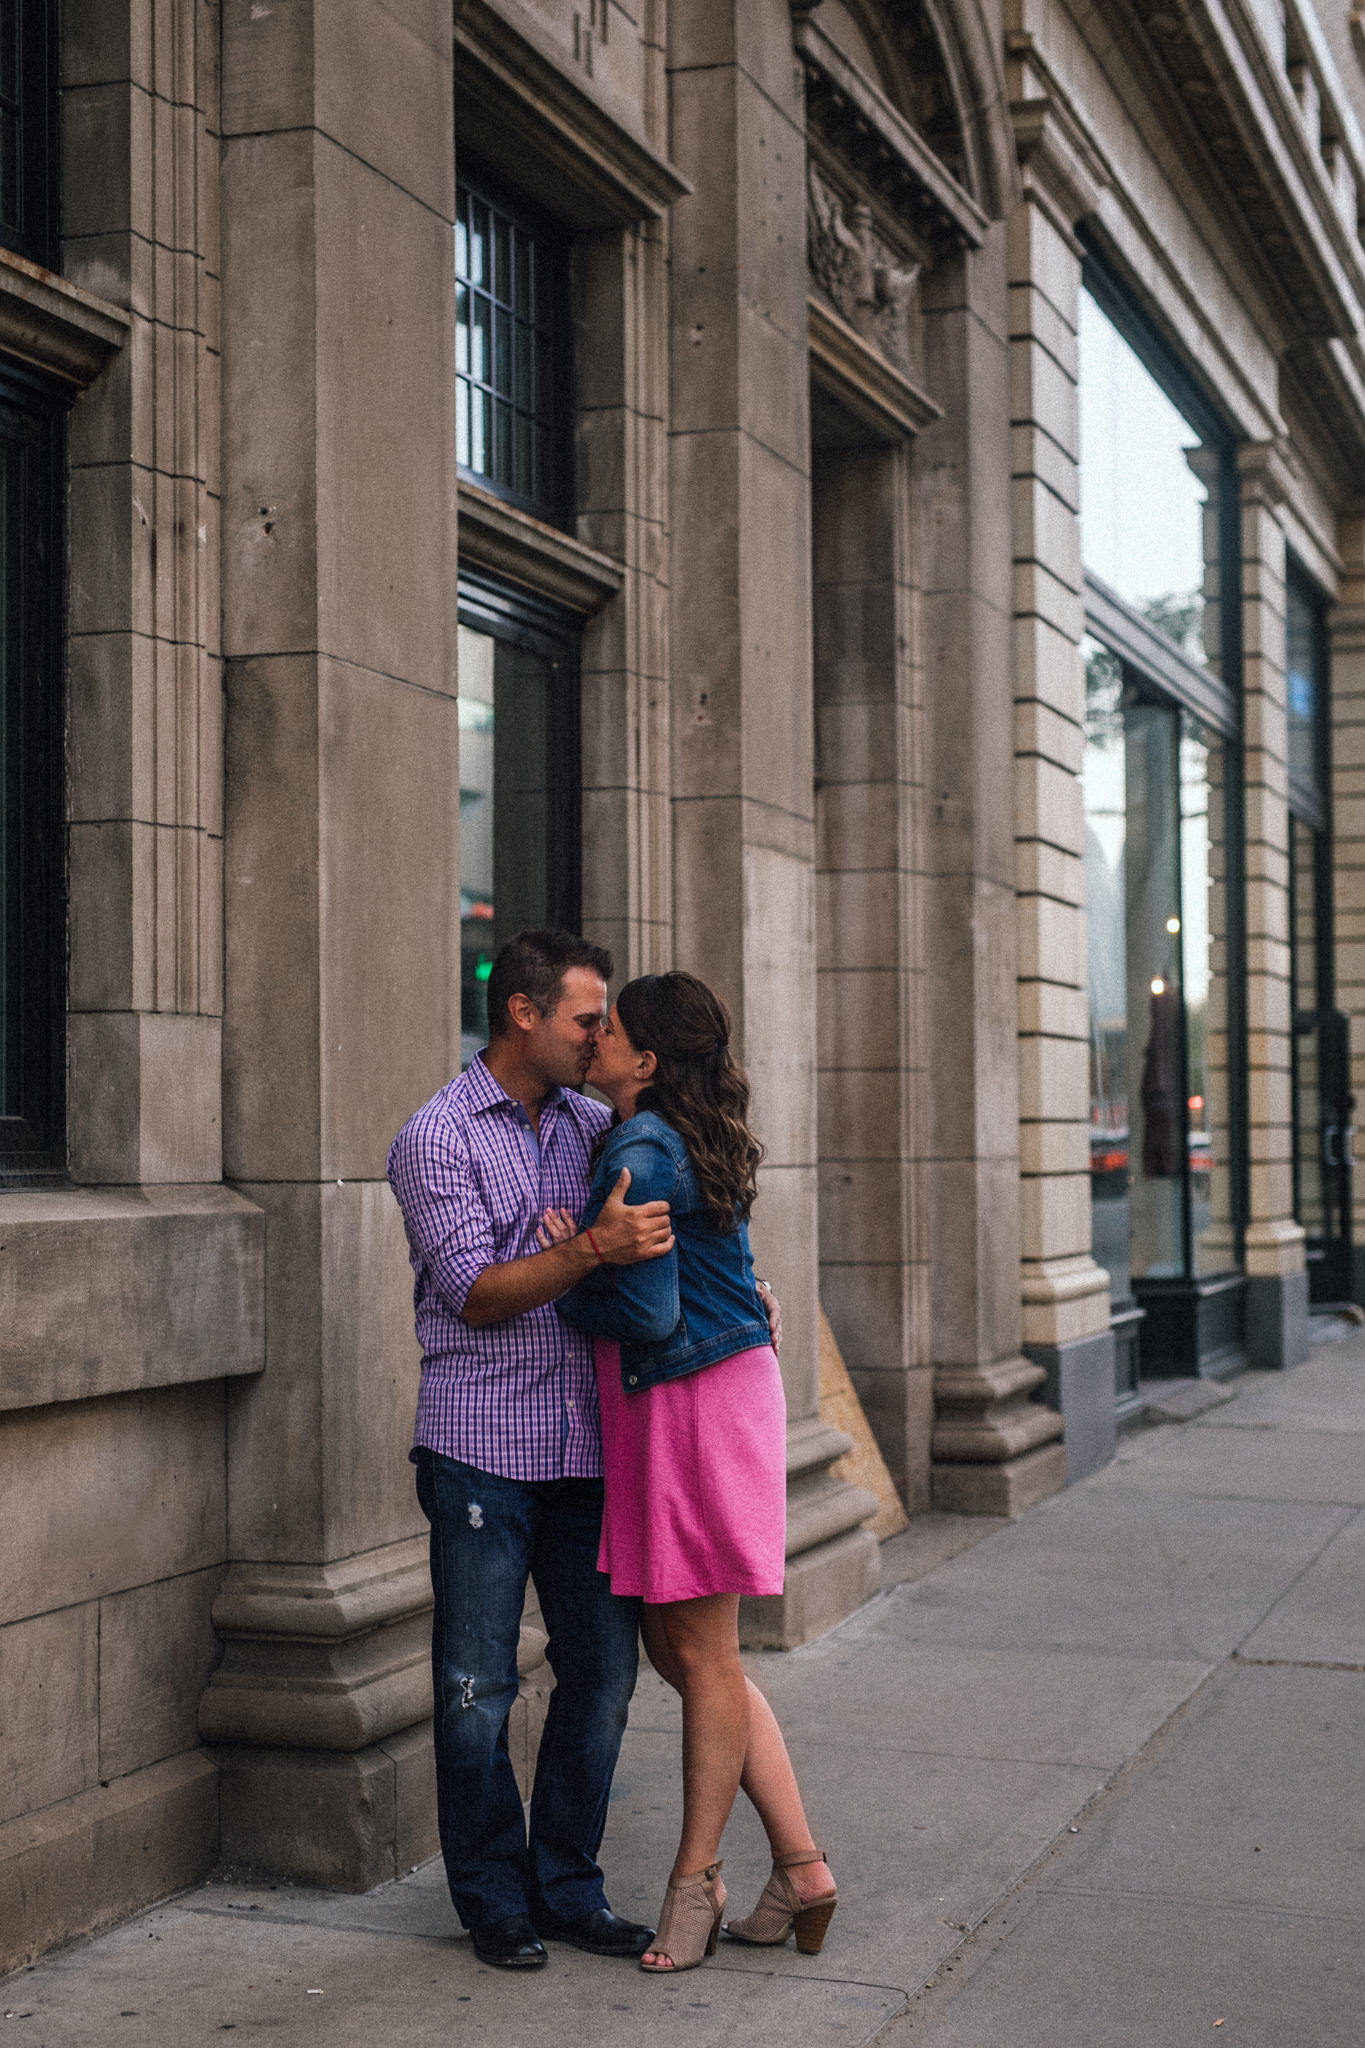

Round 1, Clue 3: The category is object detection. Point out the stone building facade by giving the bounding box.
[2,0,1363,1973]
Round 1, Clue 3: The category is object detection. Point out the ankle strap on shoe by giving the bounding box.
[773,1850,826,1869]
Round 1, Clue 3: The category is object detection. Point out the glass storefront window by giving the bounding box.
[1079,287,1218,670]
[1084,641,1233,1305]
[457,597,579,1067]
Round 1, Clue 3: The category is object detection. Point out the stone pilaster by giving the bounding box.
[63,0,224,1185]
[917,163,1065,1514]
[1238,441,1310,1367]
[203,0,461,1887]
[1007,81,1116,1476]
[667,0,877,1638]
[812,437,935,1513]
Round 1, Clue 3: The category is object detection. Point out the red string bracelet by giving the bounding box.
[584,1227,606,1265]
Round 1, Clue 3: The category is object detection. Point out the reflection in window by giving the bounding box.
[458,615,576,1067]
[1084,641,1231,1304]
[1285,567,1326,806]
[1291,816,1324,1239]
[455,178,568,522]
[1078,289,1218,670]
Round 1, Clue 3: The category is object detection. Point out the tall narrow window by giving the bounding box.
[0,1,58,268]
[1286,564,1350,1301]
[455,173,571,524]
[1079,261,1243,1390]
[0,369,64,1174]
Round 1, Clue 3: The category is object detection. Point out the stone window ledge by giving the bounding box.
[0,1185,264,1413]
[458,480,625,613]
[0,245,129,388]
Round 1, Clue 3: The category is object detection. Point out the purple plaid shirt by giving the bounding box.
[387,1053,610,1481]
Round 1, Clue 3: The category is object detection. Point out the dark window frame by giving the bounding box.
[0,357,66,1179]
[455,163,574,529]
[0,0,59,269]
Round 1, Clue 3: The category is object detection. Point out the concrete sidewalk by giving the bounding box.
[7,1330,1365,2046]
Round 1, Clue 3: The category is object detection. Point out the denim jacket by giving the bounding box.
[557,1110,771,1392]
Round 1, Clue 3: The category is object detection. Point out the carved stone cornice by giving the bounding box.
[0,246,128,388]
[1236,435,1299,511]
[454,0,690,228]
[794,11,989,255]
[1088,0,1364,342]
[1010,94,1106,232]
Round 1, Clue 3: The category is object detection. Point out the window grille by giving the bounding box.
[456,177,570,523]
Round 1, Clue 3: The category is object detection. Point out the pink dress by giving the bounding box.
[594,1339,787,1604]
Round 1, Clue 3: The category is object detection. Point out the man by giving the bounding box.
[387,929,673,1970]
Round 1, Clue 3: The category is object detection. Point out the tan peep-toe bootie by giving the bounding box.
[640,1861,725,1974]
[725,1850,837,1955]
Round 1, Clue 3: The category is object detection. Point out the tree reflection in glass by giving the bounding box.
[1079,289,1220,672]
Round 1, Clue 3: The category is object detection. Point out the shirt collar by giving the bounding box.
[463,1050,565,1120]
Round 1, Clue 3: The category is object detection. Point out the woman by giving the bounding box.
[540,972,837,1974]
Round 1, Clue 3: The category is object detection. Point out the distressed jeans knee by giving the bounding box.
[415,1448,539,1927]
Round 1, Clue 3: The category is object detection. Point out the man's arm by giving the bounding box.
[460,1168,673,1328]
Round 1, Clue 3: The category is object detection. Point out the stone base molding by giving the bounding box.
[215,1731,435,1895]
[931,1356,1066,1515]
[0,1751,217,1977]
[1242,1221,1311,1371]
[200,1542,435,1753]
[739,1417,880,1650]
[1244,1271,1311,1373]
[1024,1330,1117,1483]
[199,1541,558,1886]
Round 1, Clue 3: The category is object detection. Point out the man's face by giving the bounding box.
[522,966,607,1091]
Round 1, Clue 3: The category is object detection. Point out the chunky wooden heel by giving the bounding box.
[725,1849,837,1953]
[793,1894,837,1954]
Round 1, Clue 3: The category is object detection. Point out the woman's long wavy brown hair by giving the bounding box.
[615,972,764,1232]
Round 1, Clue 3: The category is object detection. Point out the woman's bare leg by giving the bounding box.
[640,1596,748,1968]
[739,1680,835,1902]
[643,1612,834,1918]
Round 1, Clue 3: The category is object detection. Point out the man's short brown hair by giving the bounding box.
[485,929,613,1040]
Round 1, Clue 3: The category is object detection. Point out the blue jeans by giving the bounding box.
[415,1448,641,1930]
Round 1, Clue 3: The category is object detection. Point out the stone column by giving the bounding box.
[1328,522,1365,1298]
[1237,441,1309,1367]
[813,438,935,1511]
[667,0,877,1646]
[1007,95,1116,1476]
[917,211,1065,1514]
[200,0,461,1887]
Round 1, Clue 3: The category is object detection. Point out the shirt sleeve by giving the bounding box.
[386,1107,494,1319]
[558,1127,682,1343]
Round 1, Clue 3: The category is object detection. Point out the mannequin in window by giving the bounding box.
[1140,982,1184,1178]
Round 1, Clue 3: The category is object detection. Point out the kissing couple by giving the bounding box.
[388,929,837,1973]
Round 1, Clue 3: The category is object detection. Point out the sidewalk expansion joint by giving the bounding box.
[1231,1652,1365,1672]
[1042,1883,1365,1925]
